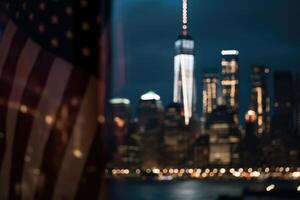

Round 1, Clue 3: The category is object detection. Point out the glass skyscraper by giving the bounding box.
[173,0,195,125]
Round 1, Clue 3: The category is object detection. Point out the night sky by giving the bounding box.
[112,0,300,118]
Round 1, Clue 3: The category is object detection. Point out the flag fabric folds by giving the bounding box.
[0,0,111,199]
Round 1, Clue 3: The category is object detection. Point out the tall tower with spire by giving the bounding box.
[173,0,195,125]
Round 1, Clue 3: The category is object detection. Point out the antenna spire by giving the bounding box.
[182,0,188,35]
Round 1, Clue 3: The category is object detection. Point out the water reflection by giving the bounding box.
[108,180,251,200]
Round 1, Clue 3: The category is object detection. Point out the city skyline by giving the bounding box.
[109,2,300,198]
[108,0,300,171]
[112,0,300,118]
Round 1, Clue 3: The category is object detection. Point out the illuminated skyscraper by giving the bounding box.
[249,65,270,135]
[173,0,195,125]
[221,50,239,124]
[202,73,219,116]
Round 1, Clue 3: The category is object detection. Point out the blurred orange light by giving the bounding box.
[114,117,125,128]
[73,149,83,159]
[245,110,257,122]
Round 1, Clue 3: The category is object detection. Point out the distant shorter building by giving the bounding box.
[117,141,140,169]
[163,102,201,168]
[109,98,132,121]
[202,73,219,116]
[137,91,164,169]
[163,103,187,167]
[193,135,209,167]
[205,106,240,167]
[271,71,295,135]
[106,119,142,169]
[244,110,257,139]
[115,120,141,169]
[109,98,132,143]
[241,110,261,167]
[262,71,300,167]
[138,91,163,128]
[107,98,132,165]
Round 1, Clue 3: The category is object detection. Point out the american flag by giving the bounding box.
[0,0,111,199]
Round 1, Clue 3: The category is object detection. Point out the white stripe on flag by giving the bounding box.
[53,77,98,200]
[0,20,17,77]
[21,58,72,200]
[0,39,40,200]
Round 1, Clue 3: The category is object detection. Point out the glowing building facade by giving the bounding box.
[202,73,219,115]
[173,0,195,125]
[221,50,239,124]
[249,65,270,135]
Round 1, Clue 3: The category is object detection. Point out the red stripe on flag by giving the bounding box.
[8,50,55,200]
[34,68,90,200]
